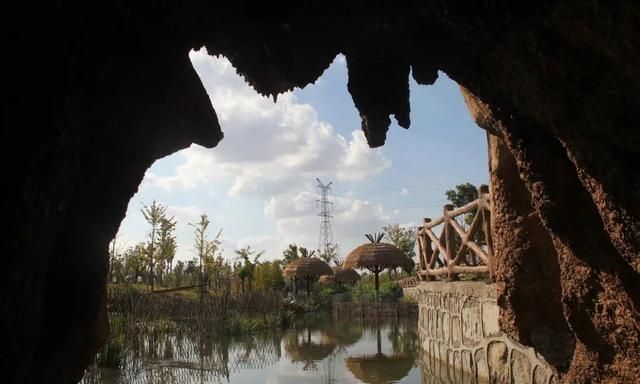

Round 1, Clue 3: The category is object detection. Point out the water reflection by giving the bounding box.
[284,329,336,371]
[83,316,420,383]
[346,325,416,384]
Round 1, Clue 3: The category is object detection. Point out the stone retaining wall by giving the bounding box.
[331,301,418,320]
[405,282,555,384]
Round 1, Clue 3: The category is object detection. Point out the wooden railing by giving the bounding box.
[416,185,494,281]
[399,276,420,288]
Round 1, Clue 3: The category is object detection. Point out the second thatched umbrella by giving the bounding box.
[333,267,361,284]
[283,257,333,297]
[344,233,406,302]
[319,267,360,286]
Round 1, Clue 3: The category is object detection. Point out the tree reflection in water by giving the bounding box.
[345,321,417,384]
[82,314,420,384]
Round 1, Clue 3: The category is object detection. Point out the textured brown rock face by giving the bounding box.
[3,1,639,383]
[461,87,639,382]
[4,4,223,383]
[464,89,575,370]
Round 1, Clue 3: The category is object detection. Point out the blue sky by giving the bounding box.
[116,50,488,262]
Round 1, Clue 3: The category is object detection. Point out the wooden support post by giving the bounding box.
[375,270,380,303]
[417,226,425,279]
[478,184,495,281]
[422,218,433,281]
[444,204,459,281]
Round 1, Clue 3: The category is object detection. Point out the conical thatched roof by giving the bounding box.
[333,267,360,283]
[319,267,360,284]
[344,243,406,270]
[283,257,334,278]
[345,354,414,384]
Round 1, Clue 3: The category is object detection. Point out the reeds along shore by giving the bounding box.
[107,286,283,324]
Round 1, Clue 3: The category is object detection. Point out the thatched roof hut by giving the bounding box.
[333,267,360,284]
[344,241,406,301]
[343,243,406,271]
[283,257,333,278]
[318,267,360,285]
[283,257,333,296]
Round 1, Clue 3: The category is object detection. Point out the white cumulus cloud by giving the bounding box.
[144,49,390,197]
[133,49,395,261]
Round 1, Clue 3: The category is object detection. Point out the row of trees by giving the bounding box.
[108,201,288,293]
[108,201,179,290]
[108,198,426,294]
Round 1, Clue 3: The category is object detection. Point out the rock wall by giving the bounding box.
[461,93,576,372]
[407,282,560,384]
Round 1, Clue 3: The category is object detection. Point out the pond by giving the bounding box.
[82,315,424,384]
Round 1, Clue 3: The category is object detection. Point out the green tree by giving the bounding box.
[445,183,478,227]
[383,224,416,273]
[173,260,185,287]
[282,244,300,264]
[318,243,338,264]
[206,255,233,293]
[190,214,222,292]
[299,247,315,258]
[234,246,264,293]
[254,261,285,291]
[445,183,484,265]
[123,243,147,283]
[156,216,177,285]
[184,259,200,285]
[141,200,168,290]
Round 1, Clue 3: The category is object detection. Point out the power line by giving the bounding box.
[331,179,488,195]
[316,178,334,256]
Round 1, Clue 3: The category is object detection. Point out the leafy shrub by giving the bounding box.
[379,281,403,302]
[351,279,375,302]
[96,335,125,368]
[350,274,403,303]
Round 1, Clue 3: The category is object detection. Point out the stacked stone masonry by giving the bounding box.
[405,282,555,384]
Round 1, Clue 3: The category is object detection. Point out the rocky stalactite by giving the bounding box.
[345,30,411,147]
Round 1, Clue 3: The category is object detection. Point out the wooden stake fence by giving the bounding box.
[416,184,494,282]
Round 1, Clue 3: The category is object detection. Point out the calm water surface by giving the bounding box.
[82,316,423,384]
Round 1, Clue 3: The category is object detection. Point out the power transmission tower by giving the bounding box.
[316,178,334,256]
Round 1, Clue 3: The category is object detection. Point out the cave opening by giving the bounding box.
[112,49,489,275]
[100,47,577,380]
[6,4,639,383]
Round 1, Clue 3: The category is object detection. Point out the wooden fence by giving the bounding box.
[107,287,282,322]
[399,276,420,288]
[416,185,494,281]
